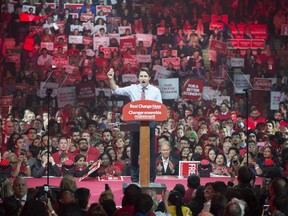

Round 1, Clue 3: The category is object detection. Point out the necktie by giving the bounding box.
[141,87,146,100]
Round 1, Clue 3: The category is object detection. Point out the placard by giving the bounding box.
[135,33,153,47]
[93,36,109,50]
[158,78,179,100]
[68,35,83,44]
[230,58,245,67]
[96,5,112,16]
[270,91,281,110]
[209,22,224,31]
[234,74,251,94]
[211,14,228,24]
[228,24,268,39]
[100,47,118,58]
[281,24,288,36]
[136,55,151,63]
[83,36,93,45]
[76,81,96,102]
[181,79,204,100]
[52,57,69,68]
[22,5,36,14]
[6,54,20,64]
[162,57,180,69]
[80,13,94,22]
[227,39,265,49]
[118,26,132,35]
[41,42,54,51]
[178,161,200,177]
[122,74,137,83]
[120,37,136,54]
[64,3,83,11]
[122,54,137,68]
[253,78,273,91]
[57,87,76,108]
[209,39,227,54]
[153,65,172,81]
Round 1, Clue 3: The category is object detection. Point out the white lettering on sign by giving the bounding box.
[188,163,197,175]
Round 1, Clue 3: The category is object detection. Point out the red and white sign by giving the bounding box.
[64,3,83,10]
[65,65,78,74]
[122,100,168,121]
[136,34,153,47]
[118,26,131,35]
[211,76,226,87]
[41,42,54,51]
[123,54,137,68]
[209,22,224,31]
[52,57,69,68]
[120,37,136,54]
[162,57,180,69]
[79,160,101,182]
[253,78,273,91]
[0,96,13,107]
[160,50,178,58]
[209,40,227,54]
[122,74,138,83]
[108,33,120,44]
[153,65,172,80]
[83,37,93,45]
[54,34,68,43]
[158,78,179,100]
[93,36,109,50]
[228,24,268,39]
[230,58,245,67]
[22,5,36,13]
[80,13,94,22]
[178,161,200,177]
[98,176,123,181]
[68,35,83,44]
[76,81,96,102]
[55,21,64,29]
[136,55,151,63]
[6,54,20,64]
[227,39,265,49]
[96,5,112,16]
[182,79,204,100]
[100,47,118,58]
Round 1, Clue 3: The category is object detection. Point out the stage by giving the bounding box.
[23,176,263,206]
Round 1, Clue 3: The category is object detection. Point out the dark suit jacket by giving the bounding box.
[2,194,33,216]
[156,155,179,175]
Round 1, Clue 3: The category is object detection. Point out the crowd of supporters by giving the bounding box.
[1,0,288,215]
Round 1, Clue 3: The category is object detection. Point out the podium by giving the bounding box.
[121,100,168,193]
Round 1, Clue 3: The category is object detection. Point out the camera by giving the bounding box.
[233,160,239,166]
[38,194,48,202]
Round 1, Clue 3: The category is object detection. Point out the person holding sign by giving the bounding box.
[107,67,162,182]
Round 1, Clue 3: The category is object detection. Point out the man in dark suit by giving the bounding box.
[2,176,32,216]
[156,141,179,176]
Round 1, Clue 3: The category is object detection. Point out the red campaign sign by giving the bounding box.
[227,39,265,49]
[211,14,228,24]
[83,37,93,45]
[162,57,180,69]
[211,76,226,87]
[96,5,112,16]
[178,161,200,177]
[100,47,118,58]
[253,78,272,91]
[52,57,68,68]
[6,54,20,63]
[64,3,83,10]
[209,22,224,31]
[54,34,68,43]
[120,37,136,54]
[122,100,168,121]
[228,24,267,39]
[209,39,227,54]
[80,13,94,22]
[76,81,96,102]
[123,54,137,69]
[182,79,204,100]
[0,96,13,107]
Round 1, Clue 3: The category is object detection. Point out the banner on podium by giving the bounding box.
[122,100,167,121]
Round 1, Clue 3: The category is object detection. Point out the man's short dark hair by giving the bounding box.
[137,67,151,77]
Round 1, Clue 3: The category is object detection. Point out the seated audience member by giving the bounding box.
[32,149,62,178]
[97,152,121,178]
[183,174,201,204]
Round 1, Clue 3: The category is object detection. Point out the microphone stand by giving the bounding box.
[46,88,53,186]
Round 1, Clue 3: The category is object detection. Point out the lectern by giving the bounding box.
[122,100,168,192]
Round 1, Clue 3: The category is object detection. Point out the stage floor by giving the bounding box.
[23,176,263,206]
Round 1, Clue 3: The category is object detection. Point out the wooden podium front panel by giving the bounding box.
[139,121,150,187]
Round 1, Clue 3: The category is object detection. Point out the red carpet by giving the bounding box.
[23,176,263,206]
